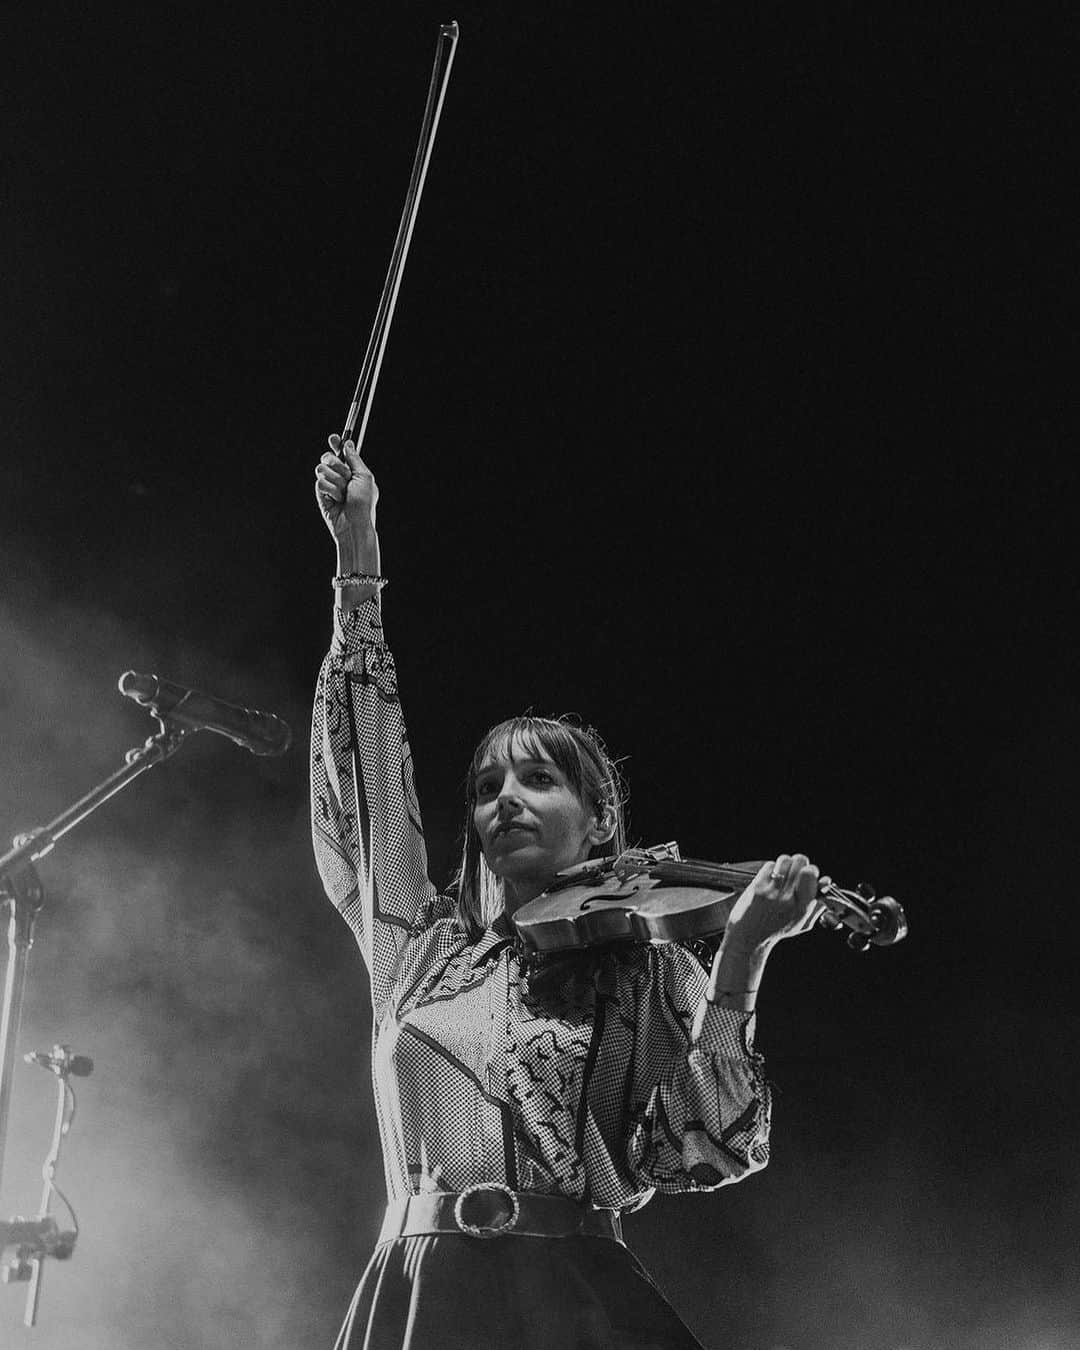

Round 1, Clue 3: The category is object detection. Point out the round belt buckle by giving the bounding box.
[453,1183,520,1238]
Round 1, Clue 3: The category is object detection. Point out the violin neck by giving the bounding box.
[651,858,765,889]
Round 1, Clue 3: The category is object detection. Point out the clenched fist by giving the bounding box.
[315,435,379,542]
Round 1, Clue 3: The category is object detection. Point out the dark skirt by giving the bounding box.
[333,1233,708,1350]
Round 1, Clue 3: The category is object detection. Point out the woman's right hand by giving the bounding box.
[315,435,379,541]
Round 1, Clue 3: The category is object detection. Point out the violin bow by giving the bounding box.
[340,21,460,456]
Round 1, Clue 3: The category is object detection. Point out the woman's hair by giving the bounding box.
[452,714,628,940]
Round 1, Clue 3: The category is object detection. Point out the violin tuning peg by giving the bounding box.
[856,881,876,901]
[846,930,872,953]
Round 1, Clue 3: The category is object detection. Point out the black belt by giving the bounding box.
[378,1185,624,1244]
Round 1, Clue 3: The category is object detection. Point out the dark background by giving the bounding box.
[0,5,1074,1348]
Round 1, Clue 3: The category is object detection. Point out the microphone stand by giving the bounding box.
[8,1046,87,1325]
[0,714,190,1325]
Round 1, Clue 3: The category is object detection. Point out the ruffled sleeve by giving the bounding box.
[310,597,439,1011]
[622,945,772,1192]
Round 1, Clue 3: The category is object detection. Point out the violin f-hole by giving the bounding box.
[577,890,638,912]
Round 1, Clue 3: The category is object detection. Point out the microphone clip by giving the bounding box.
[23,1044,94,1080]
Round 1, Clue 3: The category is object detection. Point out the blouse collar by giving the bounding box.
[469,911,516,968]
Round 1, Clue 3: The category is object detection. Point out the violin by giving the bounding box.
[511,842,908,962]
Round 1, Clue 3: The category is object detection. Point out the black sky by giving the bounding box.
[1,5,1075,1348]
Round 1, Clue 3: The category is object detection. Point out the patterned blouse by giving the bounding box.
[310,598,772,1211]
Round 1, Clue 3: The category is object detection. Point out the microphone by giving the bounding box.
[118,672,293,757]
[25,1047,94,1077]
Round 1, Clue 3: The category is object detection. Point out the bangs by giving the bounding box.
[467,716,593,802]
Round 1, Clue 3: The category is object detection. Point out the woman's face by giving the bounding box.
[473,738,610,911]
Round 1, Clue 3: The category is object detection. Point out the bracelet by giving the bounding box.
[332,573,388,591]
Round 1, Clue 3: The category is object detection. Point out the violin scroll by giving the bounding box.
[815,877,908,951]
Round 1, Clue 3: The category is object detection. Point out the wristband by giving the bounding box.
[332,573,388,591]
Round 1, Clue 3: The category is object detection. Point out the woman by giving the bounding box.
[311,436,824,1350]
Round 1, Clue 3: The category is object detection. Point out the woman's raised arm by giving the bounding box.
[311,437,439,1010]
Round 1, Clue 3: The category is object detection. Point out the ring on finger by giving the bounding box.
[769,867,787,883]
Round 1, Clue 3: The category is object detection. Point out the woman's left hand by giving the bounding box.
[722,854,825,955]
